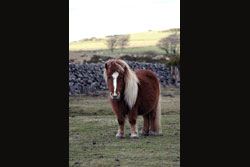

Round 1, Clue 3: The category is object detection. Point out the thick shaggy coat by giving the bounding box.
[104,59,162,138]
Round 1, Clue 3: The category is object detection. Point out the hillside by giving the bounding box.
[69,28,180,51]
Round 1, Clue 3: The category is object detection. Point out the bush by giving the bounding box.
[88,55,112,63]
[120,55,166,63]
[165,55,180,68]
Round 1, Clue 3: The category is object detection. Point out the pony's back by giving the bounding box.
[135,69,160,99]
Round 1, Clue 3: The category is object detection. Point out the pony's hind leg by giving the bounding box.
[140,114,149,136]
[148,111,156,136]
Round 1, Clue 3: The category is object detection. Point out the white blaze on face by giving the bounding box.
[112,72,119,95]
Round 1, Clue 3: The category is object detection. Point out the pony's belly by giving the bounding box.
[137,106,152,115]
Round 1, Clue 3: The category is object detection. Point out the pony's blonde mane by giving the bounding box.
[103,59,139,109]
[118,60,139,109]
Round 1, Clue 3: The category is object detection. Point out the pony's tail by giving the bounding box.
[154,93,162,135]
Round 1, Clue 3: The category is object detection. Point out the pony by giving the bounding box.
[103,59,162,139]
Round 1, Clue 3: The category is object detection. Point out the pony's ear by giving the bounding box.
[123,64,128,78]
[105,62,108,69]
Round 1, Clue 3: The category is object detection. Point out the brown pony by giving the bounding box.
[104,59,162,139]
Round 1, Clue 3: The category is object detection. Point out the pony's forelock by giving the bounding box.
[103,59,125,83]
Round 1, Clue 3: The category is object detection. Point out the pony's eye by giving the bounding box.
[108,77,111,80]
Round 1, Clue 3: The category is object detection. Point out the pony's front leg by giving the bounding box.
[116,115,125,139]
[128,110,139,139]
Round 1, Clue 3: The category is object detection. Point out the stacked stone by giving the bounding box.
[69,61,172,96]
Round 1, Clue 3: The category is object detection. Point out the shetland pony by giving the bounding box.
[104,59,162,139]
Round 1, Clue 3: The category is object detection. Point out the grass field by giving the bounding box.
[69,29,180,52]
[93,45,167,55]
[69,87,180,167]
[69,46,168,64]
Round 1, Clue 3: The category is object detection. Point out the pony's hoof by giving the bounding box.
[140,132,148,136]
[140,130,149,136]
[130,136,139,139]
[116,136,124,139]
[148,131,155,136]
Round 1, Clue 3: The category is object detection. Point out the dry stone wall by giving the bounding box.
[69,61,179,96]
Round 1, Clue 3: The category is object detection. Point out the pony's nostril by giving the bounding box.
[110,92,119,99]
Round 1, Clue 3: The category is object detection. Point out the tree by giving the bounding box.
[106,36,119,52]
[157,33,180,55]
[117,35,130,52]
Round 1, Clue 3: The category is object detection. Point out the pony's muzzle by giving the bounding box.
[110,92,120,100]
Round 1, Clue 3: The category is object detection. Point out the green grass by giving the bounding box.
[69,46,167,63]
[69,87,180,117]
[118,46,165,54]
[69,87,180,167]
[89,46,167,55]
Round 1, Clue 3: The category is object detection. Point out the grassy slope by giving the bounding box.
[69,87,180,167]
[69,30,180,52]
